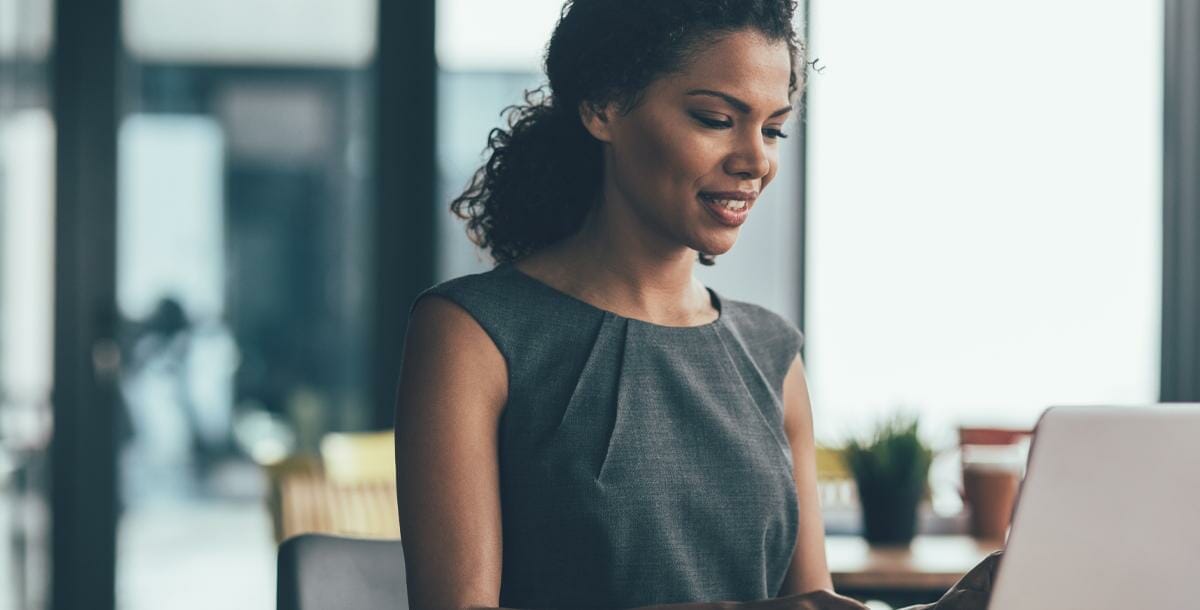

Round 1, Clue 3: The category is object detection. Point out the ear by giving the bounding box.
[578,100,616,143]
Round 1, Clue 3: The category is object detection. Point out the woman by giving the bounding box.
[394,1,999,609]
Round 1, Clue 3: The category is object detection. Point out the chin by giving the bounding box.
[695,238,737,258]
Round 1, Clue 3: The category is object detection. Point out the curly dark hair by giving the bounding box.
[450,0,807,267]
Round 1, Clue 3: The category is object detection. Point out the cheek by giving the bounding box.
[619,123,720,195]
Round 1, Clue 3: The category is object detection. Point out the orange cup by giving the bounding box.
[962,464,1020,540]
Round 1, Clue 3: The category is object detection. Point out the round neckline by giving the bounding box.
[498,261,724,331]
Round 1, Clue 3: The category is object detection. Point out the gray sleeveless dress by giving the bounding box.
[409,261,805,609]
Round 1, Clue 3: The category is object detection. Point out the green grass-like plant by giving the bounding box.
[842,412,934,544]
[842,413,933,491]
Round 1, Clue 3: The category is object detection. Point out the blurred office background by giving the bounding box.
[1,0,1197,608]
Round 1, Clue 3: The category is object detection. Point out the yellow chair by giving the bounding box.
[268,430,401,542]
[815,444,858,511]
[816,444,851,480]
[319,430,396,485]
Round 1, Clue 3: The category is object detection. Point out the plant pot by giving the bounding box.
[856,481,923,546]
[841,413,933,546]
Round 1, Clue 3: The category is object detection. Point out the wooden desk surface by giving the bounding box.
[826,535,1003,591]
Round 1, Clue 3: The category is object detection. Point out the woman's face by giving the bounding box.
[584,29,794,259]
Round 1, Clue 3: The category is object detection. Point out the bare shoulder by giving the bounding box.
[781,352,811,434]
[401,293,508,412]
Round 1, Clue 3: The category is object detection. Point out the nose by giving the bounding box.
[722,131,772,180]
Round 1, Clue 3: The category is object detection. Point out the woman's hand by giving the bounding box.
[747,589,871,610]
[788,590,872,610]
[899,550,1004,610]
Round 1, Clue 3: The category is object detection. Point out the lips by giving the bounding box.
[698,190,757,227]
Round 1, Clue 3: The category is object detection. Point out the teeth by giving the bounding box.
[706,197,747,211]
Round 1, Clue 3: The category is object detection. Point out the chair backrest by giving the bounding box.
[277,534,408,610]
[320,430,396,485]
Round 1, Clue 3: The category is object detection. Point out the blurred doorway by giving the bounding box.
[113,2,378,608]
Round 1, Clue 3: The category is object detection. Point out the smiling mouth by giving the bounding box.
[698,189,757,207]
[700,195,750,211]
[698,191,756,227]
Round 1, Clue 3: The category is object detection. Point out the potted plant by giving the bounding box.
[841,413,933,546]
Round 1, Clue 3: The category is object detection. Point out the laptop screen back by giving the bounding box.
[989,405,1200,609]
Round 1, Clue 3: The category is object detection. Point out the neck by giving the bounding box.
[520,196,712,325]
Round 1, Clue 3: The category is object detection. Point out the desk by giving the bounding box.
[826,535,1003,605]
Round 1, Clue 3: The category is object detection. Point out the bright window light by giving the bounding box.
[804,0,1162,443]
[436,0,564,71]
[123,0,376,66]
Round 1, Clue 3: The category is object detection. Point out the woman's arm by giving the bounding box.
[394,299,867,610]
[778,354,837,596]
[394,295,509,609]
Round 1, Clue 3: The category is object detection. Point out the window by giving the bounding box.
[0,1,55,607]
[804,0,1162,443]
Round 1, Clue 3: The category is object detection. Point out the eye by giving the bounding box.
[691,112,733,129]
[691,112,789,139]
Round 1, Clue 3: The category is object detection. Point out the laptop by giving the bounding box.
[989,404,1200,609]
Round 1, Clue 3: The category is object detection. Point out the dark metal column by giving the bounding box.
[1162,0,1200,402]
[373,0,439,428]
[50,0,121,608]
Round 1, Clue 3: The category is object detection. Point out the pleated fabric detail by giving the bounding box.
[408,262,806,609]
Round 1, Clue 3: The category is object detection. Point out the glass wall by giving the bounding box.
[116,1,376,607]
[0,1,55,608]
[804,0,1162,442]
[435,0,806,324]
[435,0,568,281]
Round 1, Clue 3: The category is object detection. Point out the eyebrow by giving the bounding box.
[685,89,793,118]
